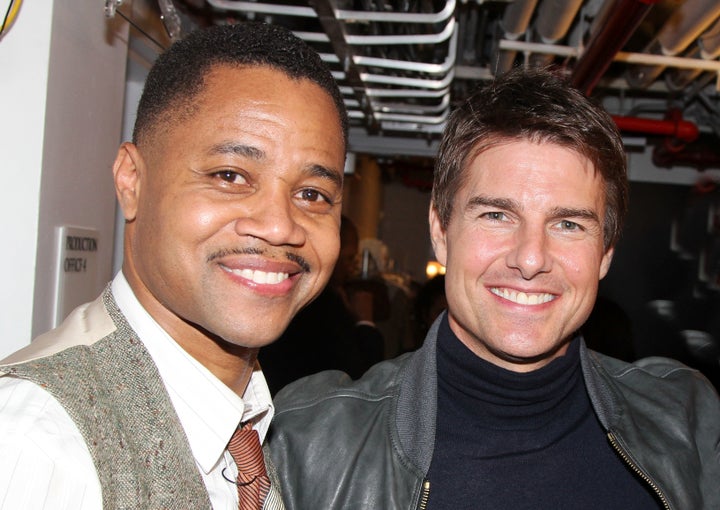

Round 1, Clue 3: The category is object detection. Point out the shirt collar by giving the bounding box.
[111,272,274,474]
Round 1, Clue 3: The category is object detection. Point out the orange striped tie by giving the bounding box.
[228,423,271,510]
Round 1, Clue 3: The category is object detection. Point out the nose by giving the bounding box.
[505,224,552,279]
[234,188,306,247]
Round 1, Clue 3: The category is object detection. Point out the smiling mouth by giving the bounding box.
[490,287,556,305]
[222,267,290,284]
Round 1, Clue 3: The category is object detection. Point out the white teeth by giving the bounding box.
[229,267,289,285]
[491,287,555,305]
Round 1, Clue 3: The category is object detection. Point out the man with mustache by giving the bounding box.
[0,22,347,510]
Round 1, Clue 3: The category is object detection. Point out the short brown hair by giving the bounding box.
[431,67,627,251]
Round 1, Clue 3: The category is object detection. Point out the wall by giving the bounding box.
[0,0,50,358]
[0,1,129,358]
[380,181,433,281]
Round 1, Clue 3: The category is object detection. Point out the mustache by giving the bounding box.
[206,247,311,273]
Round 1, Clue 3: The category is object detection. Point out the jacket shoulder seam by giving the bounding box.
[275,389,395,416]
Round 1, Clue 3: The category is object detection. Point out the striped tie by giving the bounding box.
[228,423,271,510]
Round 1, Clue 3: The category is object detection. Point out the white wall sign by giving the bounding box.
[52,226,100,327]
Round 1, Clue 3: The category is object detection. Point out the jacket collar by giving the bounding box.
[394,317,622,474]
[394,313,442,475]
[578,338,624,431]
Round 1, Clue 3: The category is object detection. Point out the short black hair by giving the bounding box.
[132,22,348,148]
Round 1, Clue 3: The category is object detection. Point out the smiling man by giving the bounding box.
[431,141,612,372]
[0,22,346,509]
[268,67,720,510]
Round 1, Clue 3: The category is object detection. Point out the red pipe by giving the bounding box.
[611,112,700,144]
[653,142,720,170]
[570,0,659,95]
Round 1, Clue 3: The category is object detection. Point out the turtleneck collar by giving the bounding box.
[436,314,585,431]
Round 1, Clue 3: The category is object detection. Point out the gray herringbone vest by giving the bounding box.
[1,289,212,509]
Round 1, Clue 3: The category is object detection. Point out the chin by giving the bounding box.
[511,344,568,363]
[203,322,281,350]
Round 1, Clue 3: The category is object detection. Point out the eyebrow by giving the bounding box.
[208,142,265,160]
[207,141,343,188]
[467,195,600,223]
[466,195,517,212]
[549,206,600,223]
[307,163,344,189]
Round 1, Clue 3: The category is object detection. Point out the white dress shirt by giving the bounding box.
[0,272,274,510]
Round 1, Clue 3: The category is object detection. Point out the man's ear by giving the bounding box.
[599,247,614,280]
[113,142,143,222]
[429,204,448,266]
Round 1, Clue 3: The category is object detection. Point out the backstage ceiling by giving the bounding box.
[117,0,720,166]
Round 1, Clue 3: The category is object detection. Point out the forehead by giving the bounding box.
[462,140,604,204]
[199,64,340,122]
[145,65,345,161]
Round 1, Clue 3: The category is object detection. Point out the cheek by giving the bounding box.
[557,248,604,281]
[169,197,233,242]
[452,234,498,274]
[321,236,341,267]
[195,208,222,229]
[305,219,341,269]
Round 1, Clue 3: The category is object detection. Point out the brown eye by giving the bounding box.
[213,170,246,184]
[299,188,330,204]
[218,171,236,182]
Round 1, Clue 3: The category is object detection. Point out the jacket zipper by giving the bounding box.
[417,480,430,510]
[607,432,671,510]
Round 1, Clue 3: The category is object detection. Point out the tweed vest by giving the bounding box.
[1,288,211,508]
[1,288,232,509]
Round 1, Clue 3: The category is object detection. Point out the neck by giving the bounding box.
[175,331,259,396]
[122,263,258,397]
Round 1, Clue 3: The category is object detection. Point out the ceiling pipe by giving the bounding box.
[653,140,720,171]
[499,38,720,74]
[625,0,720,89]
[570,0,658,96]
[494,0,539,74]
[458,6,479,64]
[666,18,720,91]
[612,110,700,144]
[530,0,583,67]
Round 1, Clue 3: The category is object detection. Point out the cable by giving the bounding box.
[0,0,23,37]
[115,8,167,51]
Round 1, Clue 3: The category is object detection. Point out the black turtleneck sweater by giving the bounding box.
[426,316,661,509]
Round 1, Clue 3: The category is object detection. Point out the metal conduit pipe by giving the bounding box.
[207,0,456,24]
[371,94,451,115]
[494,0,539,74]
[530,0,583,67]
[570,0,658,96]
[625,0,720,89]
[318,24,458,75]
[666,18,720,90]
[612,113,700,144]
[501,38,720,73]
[295,18,456,45]
[459,6,479,64]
